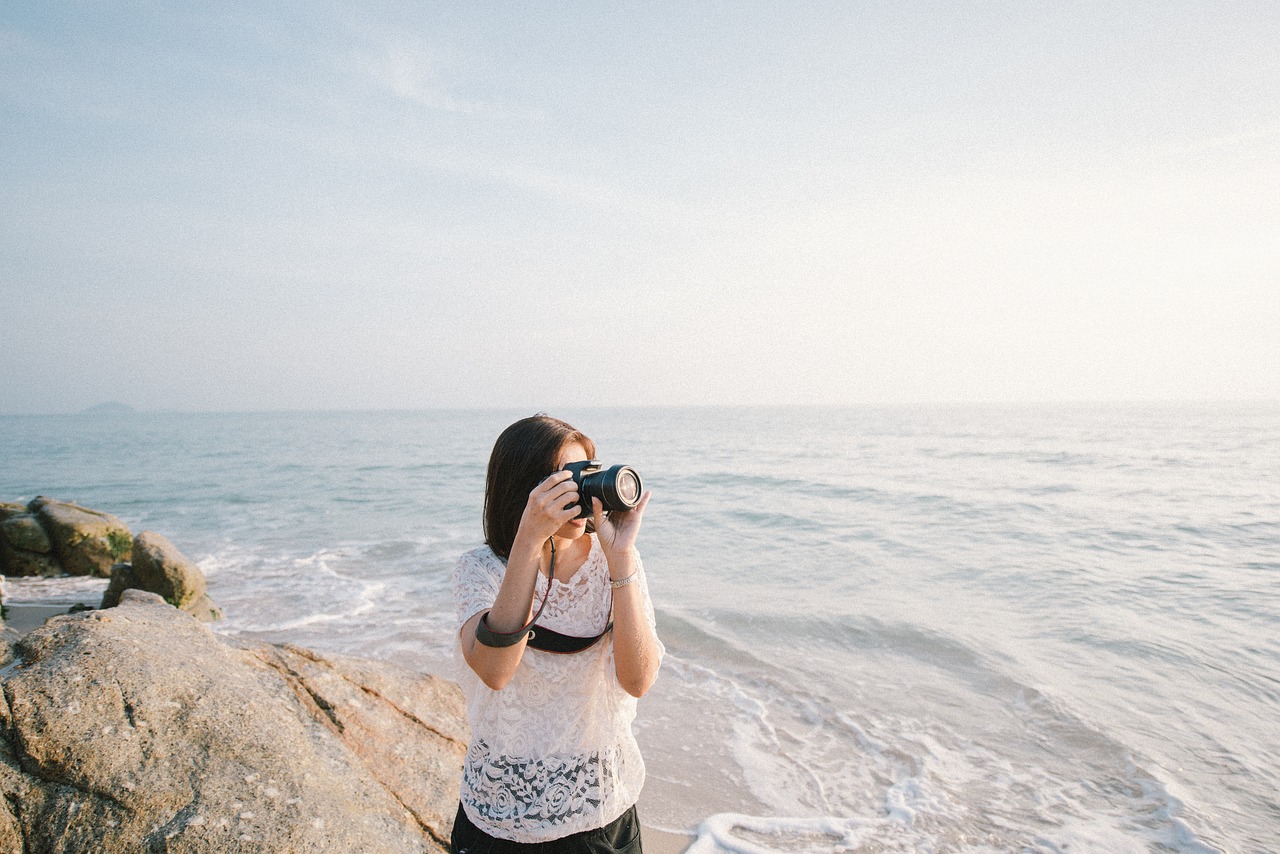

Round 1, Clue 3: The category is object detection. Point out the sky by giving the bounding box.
[2,1,1278,413]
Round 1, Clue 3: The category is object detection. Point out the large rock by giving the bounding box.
[27,497,132,577]
[0,543,61,578]
[0,515,50,555]
[101,531,222,621]
[0,591,466,853]
[0,504,62,578]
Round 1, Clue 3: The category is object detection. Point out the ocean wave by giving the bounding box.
[644,609,1224,852]
[1,575,108,605]
[7,405,1278,848]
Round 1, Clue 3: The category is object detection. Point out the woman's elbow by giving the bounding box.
[462,639,517,691]
[480,670,513,691]
[619,665,659,698]
[620,680,651,699]
[472,655,518,691]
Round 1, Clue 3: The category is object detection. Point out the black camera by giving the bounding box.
[562,460,643,518]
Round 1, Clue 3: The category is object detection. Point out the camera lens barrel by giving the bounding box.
[598,464,642,511]
[566,460,643,517]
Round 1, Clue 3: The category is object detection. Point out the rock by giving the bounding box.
[0,515,51,555]
[0,590,465,853]
[0,506,60,578]
[183,593,224,623]
[0,591,13,662]
[27,497,132,577]
[100,562,137,607]
[100,532,222,621]
[129,531,207,609]
[0,543,62,578]
[249,644,468,843]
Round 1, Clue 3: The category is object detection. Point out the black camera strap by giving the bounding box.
[525,620,613,654]
[474,537,613,653]
[474,539,556,648]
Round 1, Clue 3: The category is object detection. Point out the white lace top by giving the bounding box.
[452,534,663,843]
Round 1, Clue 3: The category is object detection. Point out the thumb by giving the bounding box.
[591,497,605,531]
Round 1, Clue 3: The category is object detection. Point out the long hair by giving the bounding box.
[484,415,597,559]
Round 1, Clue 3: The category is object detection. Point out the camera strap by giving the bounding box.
[474,539,557,648]
[525,619,613,654]
[475,537,614,653]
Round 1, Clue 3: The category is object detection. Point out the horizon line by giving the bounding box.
[3,398,1279,418]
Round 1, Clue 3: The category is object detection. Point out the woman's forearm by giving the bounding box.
[460,533,542,689]
[606,549,661,697]
[487,533,543,630]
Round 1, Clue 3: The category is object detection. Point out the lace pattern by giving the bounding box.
[463,742,610,829]
[451,536,661,843]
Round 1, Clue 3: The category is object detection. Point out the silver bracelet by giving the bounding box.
[610,571,640,589]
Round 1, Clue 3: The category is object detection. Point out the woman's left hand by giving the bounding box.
[591,491,652,561]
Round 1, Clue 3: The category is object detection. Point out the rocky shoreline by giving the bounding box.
[1,497,222,623]
[1,497,133,579]
[0,500,468,853]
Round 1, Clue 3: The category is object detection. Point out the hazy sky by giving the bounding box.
[3,1,1278,413]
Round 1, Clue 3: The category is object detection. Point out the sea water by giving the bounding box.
[2,405,1277,853]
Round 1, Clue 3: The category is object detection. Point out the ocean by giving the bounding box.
[2,405,1277,853]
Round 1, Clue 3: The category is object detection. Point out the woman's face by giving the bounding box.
[553,439,590,541]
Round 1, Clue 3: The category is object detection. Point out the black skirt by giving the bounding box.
[450,802,642,854]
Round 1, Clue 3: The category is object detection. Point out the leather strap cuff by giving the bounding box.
[474,611,533,648]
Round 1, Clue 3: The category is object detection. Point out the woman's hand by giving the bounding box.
[516,470,582,545]
[591,491,652,562]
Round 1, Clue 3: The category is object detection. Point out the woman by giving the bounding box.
[451,415,663,853]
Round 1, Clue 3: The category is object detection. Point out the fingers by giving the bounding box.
[595,490,652,530]
[611,491,652,520]
[528,471,581,526]
[533,472,576,505]
[535,470,574,495]
[633,490,652,514]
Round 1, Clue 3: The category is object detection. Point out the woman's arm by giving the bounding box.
[594,495,661,698]
[460,471,580,690]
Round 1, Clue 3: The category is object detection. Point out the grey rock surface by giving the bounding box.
[0,503,61,577]
[27,496,132,577]
[101,531,223,621]
[0,515,51,555]
[0,543,61,578]
[0,591,466,853]
[100,561,137,608]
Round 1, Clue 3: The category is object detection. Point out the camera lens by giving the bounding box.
[600,465,642,511]
[616,469,640,504]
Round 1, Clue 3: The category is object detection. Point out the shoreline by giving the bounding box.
[3,602,76,636]
[642,825,694,854]
[3,597,696,853]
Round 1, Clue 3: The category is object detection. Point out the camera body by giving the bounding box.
[562,460,643,519]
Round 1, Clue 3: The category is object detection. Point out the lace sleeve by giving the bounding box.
[453,548,503,631]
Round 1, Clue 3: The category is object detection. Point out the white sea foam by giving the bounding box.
[1,575,108,605]
[3,405,1274,850]
[687,813,889,854]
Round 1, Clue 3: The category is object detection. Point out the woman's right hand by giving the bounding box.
[516,470,581,544]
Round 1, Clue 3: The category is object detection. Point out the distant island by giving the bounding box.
[80,401,137,415]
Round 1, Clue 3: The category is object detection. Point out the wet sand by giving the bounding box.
[3,603,72,635]
[643,825,693,853]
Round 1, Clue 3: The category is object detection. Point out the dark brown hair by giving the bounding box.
[484,415,596,559]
